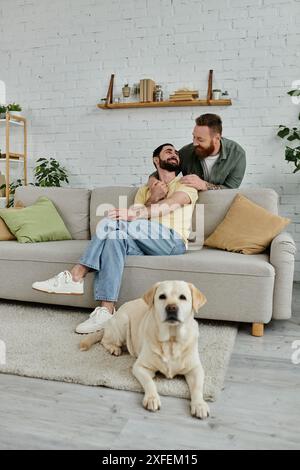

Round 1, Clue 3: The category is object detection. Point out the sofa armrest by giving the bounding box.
[270,232,296,320]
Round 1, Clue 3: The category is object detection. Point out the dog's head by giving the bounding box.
[143,280,206,326]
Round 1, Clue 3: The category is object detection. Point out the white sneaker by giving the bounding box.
[32,270,84,295]
[75,306,114,334]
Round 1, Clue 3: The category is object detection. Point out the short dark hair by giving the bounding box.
[195,114,222,135]
[152,143,174,158]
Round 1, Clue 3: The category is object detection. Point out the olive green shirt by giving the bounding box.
[179,137,246,188]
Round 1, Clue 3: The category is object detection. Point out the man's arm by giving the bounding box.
[222,151,246,189]
[108,191,191,221]
[141,191,191,218]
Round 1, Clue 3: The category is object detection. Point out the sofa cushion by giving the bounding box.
[204,194,290,254]
[90,186,138,236]
[14,186,91,240]
[0,197,72,243]
[124,247,274,277]
[0,239,89,263]
[195,188,279,238]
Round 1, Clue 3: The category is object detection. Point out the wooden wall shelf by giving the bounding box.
[97,99,232,109]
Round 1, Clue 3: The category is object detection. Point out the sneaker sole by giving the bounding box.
[75,326,106,334]
[32,287,84,295]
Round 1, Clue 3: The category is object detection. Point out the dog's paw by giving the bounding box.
[191,401,210,419]
[107,345,122,356]
[143,394,161,412]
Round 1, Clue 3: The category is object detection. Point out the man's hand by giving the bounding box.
[108,207,143,221]
[180,174,207,191]
[147,178,168,204]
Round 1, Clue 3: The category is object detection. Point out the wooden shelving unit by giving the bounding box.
[98,70,231,110]
[0,113,27,207]
[98,99,232,109]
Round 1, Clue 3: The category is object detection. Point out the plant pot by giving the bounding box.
[0,113,6,119]
[212,90,222,100]
[9,111,22,117]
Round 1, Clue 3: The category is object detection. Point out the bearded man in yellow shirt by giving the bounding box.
[32,144,198,334]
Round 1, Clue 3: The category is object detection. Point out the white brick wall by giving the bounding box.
[0,0,299,279]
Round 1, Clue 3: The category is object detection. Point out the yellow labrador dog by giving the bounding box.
[80,280,210,419]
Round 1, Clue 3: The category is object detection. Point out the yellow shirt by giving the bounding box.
[134,176,198,245]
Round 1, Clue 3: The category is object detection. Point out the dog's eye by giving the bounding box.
[159,294,167,300]
[179,295,187,300]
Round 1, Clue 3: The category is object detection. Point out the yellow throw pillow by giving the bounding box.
[0,202,24,241]
[204,194,290,254]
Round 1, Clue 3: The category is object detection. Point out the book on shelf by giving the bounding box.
[169,88,199,101]
[169,96,196,101]
[139,79,156,102]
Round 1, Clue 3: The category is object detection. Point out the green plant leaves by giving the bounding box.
[33,157,69,188]
[277,126,290,139]
[278,94,300,173]
[287,89,300,96]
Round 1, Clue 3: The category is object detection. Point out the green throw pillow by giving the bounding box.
[0,196,72,243]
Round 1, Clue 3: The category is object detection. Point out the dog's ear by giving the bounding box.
[188,283,207,312]
[143,283,160,307]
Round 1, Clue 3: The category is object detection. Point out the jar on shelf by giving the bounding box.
[122,84,131,99]
[154,85,163,102]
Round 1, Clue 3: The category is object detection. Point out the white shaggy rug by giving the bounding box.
[0,301,237,401]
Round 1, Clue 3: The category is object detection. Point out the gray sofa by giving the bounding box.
[0,186,296,336]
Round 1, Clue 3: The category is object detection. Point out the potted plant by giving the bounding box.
[277,89,300,173]
[32,157,69,187]
[0,105,7,119]
[212,89,222,100]
[7,103,22,117]
[0,178,23,207]
[0,158,69,207]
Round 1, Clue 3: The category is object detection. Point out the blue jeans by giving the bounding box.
[79,217,186,302]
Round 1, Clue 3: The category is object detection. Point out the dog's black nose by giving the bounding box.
[165,304,178,317]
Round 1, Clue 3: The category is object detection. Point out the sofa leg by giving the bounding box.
[252,323,264,337]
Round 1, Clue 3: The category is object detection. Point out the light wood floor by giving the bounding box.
[0,284,299,450]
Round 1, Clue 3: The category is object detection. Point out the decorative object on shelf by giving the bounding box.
[7,103,22,117]
[277,88,300,173]
[169,88,199,102]
[222,90,229,98]
[154,84,163,102]
[104,74,115,107]
[33,157,69,187]
[212,89,222,100]
[207,69,213,100]
[0,105,6,119]
[132,83,140,99]
[122,84,131,99]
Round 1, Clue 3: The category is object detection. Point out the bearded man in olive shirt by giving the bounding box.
[148,113,246,203]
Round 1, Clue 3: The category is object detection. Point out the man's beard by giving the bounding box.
[194,140,215,159]
[159,157,180,172]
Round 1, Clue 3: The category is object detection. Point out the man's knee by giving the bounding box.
[96,217,119,240]
[127,219,150,239]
